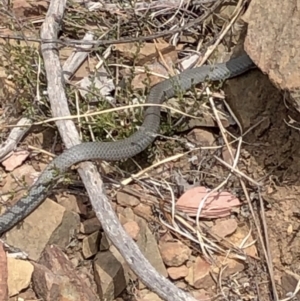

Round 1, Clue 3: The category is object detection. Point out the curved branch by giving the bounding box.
[40,1,197,300]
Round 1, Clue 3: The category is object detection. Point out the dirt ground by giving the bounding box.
[1,0,300,300]
[145,66,300,300]
[99,64,300,300]
[224,68,300,299]
[1,49,300,301]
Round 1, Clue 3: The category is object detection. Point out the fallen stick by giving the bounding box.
[40,0,198,300]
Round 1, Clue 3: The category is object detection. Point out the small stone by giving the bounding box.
[94,246,128,300]
[211,219,237,238]
[136,219,167,278]
[2,150,30,171]
[5,198,80,260]
[167,265,189,280]
[159,241,191,267]
[133,203,153,221]
[116,191,140,207]
[216,256,245,278]
[187,129,216,146]
[99,233,111,251]
[191,289,211,300]
[122,207,135,221]
[80,217,102,234]
[33,245,98,301]
[70,257,79,267]
[7,258,34,297]
[176,281,187,289]
[138,290,163,301]
[82,231,101,259]
[189,256,214,290]
[123,221,140,240]
[57,193,88,216]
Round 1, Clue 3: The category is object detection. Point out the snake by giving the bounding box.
[0,53,255,235]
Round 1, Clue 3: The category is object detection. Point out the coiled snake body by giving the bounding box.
[0,54,255,234]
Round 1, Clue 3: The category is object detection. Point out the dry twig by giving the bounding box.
[0,118,32,162]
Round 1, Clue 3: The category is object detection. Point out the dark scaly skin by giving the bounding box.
[0,54,255,234]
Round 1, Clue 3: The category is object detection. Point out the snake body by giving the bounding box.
[0,54,255,235]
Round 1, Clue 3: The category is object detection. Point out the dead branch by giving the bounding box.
[40,0,198,300]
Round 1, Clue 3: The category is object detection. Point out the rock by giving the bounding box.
[176,281,187,290]
[5,198,80,260]
[224,68,280,131]
[243,0,300,111]
[94,245,128,301]
[82,231,101,259]
[49,208,81,248]
[115,216,168,289]
[7,257,34,296]
[116,191,140,207]
[2,150,30,171]
[138,290,163,301]
[186,256,214,290]
[123,220,140,240]
[0,242,8,300]
[99,232,111,251]
[57,192,88,216]
[187,129,216,146]
[211,219,238,238]
[216,256,245,278]
[159,240,191,267]
[15,289,37,301]
[227,224,257,257]
[70,255,80,268]
[192,257,213,288]
[116,207,135,224]
[184,265,194,286]
[132,203,153,221]
[135,218,167,279]
[116,212,129,225]
[191,289,211,301]
[167,265,189,280]
[32,245,98,301]
[122,207,136,221]
[80,217,102,234]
